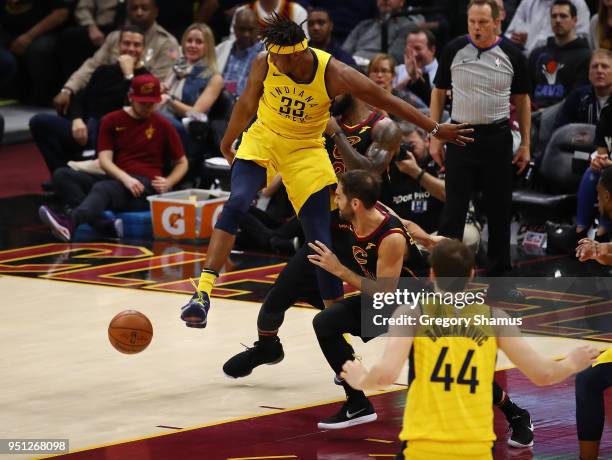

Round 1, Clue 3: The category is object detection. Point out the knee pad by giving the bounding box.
[215,197,249,235]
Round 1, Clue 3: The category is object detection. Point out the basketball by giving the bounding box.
[108,310,153,354]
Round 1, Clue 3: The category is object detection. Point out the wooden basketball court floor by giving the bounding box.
[1,248,611,460]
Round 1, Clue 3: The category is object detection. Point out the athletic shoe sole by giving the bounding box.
[507,438,534,448]
[317,413,377,430]
[39,206,70,242]
[223,352,285,380]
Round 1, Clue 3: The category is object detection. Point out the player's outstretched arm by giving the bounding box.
[219,52,267,161]
[325,59,473,146]
[497,310,601,386]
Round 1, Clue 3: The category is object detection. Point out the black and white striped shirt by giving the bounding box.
[434,36,530,124]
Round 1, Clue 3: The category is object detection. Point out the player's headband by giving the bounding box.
[266,39,308,55]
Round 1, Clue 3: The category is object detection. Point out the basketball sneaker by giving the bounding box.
[223,337,284,378]
[317,397,377,430]
[39,205,75,242]
[507,409,534,448]
[180,291,210,328]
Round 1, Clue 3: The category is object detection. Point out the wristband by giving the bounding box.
[61,87,73,95]
[428,122,440,138]
[416,169,426,183]
[125,73,134,80]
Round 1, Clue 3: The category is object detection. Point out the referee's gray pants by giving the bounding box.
[438,121,513,276]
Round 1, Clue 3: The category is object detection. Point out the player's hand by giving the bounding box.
[307,240,343,277]
[220,140,236,164]
[152,176,171,193]
[427,234,448,250]
[9,33,33,55]
[435,123,473,146]
[512,144,530,175]
[340,359,368,390]
[429,137,446,168]
[576,238,609,263]
[71,118,88,146]
[565,345,601,373]
[53,90,71,115]
[325,116,342,137]
[122,175,145,197]
[88,24,105,47]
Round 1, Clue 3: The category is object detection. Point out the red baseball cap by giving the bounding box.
[129,74,161,103]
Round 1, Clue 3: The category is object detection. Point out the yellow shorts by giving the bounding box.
[594,348,612,367]
[236,119,337,214]
[403,441,493,460]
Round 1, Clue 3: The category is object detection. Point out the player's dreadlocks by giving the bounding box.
[260,12,306,48]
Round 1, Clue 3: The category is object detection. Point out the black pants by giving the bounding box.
[53,167,152,228]
[576,362,612,441]
[439,122,513,275]
[312,295,375,400]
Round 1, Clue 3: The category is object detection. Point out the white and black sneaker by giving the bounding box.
[507,409,534,448]
[317,398,377,430]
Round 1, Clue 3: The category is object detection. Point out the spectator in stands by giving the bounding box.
[53,0,178,116]
[342,0,420,65]
[38,74,188,241]
[159,23,224,182]
[380,121,482,250]
[506,0,591,55]
[0,0,74,105]
[30,26,148,175]
[0,47,16,94]
[528,0,592,109]
[368,53,428,111]
[554,49,612,129]
[59,0,121,80]
[156,0,206,40]
[393,28,438,106]
[229,0,309,39]
[216,8,264,97]
[575,100,612,242]
[307,8,357,67]
[307,0,379,44]
[589,0,612,50]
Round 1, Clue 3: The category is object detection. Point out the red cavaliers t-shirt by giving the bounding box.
[97,109,185,180]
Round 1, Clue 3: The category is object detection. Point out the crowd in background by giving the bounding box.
[0,0,611,252]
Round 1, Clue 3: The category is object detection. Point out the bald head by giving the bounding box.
[235,8,258,50]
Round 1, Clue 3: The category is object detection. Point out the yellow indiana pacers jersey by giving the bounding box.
[595,348,612,366]
[257,47,332,139]
[400,301,498,448]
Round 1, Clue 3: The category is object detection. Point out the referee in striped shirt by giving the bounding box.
[429,0,531,276]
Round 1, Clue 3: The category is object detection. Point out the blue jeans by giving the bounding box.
[30,113,99,173]
[576,168,611,232]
